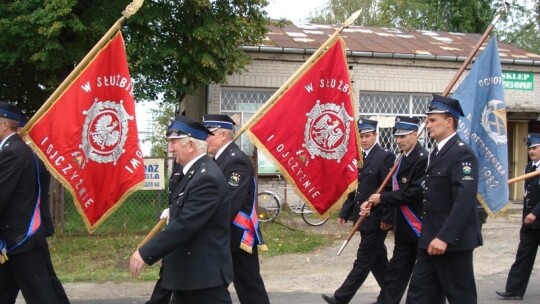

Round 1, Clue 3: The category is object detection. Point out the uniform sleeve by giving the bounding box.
[437,149,479,245]
[223,156,254,219]
[339,191,357,220]
[380,152,397,224]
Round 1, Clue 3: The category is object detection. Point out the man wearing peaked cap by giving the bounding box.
[0,101,62,303]
[406,95,482,303]
[131,114,234,304]
[496,133,540,300]
[323,118,395,304]
[203,114,270,304]
[365,116,434,304]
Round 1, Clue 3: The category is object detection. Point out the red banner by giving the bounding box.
[26,32,145,232]
[247,37,360,215]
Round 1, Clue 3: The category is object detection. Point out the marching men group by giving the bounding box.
[2,92,539,303]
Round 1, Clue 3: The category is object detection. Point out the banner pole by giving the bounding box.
[337,4,509,256]
[21,0,145,134]
[234,10,362,140]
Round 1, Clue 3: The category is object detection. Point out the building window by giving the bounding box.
[220,87,276,157]
[359,92,432,153]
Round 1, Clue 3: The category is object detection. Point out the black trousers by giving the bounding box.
[505,226,540,296]
[379,239,417,304]
[334,229,388,304]
[232,245,270,304]
[406,249,476,304]
[170,284,232,304]
[0,246,58,304]
[146,266,172,304]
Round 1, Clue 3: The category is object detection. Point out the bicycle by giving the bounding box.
[257,176,329,226]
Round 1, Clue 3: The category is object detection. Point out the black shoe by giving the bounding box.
[321,294,343,304]
[496,291,523,300]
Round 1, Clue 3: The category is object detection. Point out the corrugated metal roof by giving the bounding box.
[244,22,540,65]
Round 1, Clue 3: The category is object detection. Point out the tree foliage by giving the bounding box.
[0,0,269,113]
[125,0,269,105]
[309,0,494,32]
[495,0,540,54]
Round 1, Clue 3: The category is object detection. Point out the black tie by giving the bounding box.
[430,147,438,162]
[532,164,537,171]
[362,151,367,160]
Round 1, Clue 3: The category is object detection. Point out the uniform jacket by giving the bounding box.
[523,162,540,230]
[0,134,47,255]
[380,143,428,242]
[420,134,482,251]
[214,142,261,251]
[339,143,395,230]
[139,155,233,290]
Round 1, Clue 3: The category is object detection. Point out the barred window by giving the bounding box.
[220,88,276,157]
[360,92,433,153]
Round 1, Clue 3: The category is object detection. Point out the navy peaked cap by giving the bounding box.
[358,118,378,134]
[394,116,420,135]
[0,101,22,121]
[426,94,464,118]
[167,114,213,140]
[527,133,540,148]
[202,114,236,130]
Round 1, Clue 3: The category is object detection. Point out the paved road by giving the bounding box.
[17,202,540,303]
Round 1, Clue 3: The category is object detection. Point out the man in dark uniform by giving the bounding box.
[366,116,431,304]
[406,94,482,304]
[203,114,270,304]
[18,117,71,304]
[130,115,233,304]
[496,133,540,300]
[322,119,395,304]
[0,101,59,303]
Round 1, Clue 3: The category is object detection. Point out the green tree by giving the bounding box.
[145,103,175,157]
[125,0,269,105]
[0,0,269,113]
[309,0,494,32]
[495,0,540,54]
[377,0,493,32]
[309,0,380,25]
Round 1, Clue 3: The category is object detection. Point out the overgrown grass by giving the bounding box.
[49,221,336,283]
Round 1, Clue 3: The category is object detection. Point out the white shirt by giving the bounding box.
[0,133,16,150]
[214,141,233,160]
[435,132,457,153]
[182,153,206,175]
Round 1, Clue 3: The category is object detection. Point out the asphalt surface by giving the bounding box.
[16,201,540,304]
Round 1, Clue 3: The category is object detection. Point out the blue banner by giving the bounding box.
[454,37,508,216]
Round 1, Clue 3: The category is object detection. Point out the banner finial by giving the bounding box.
[123,0,145,18]
[343,10,362,27]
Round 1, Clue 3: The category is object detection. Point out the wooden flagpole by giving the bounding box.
[20,0,145,134]
[508,171,540,184]
[337,3,510,256]
[233,10,362,140]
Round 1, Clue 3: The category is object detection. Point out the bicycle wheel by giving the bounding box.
[301,203,329,226]
[257,191,280,222]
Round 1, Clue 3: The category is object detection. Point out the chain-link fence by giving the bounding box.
[52,158,173,236]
